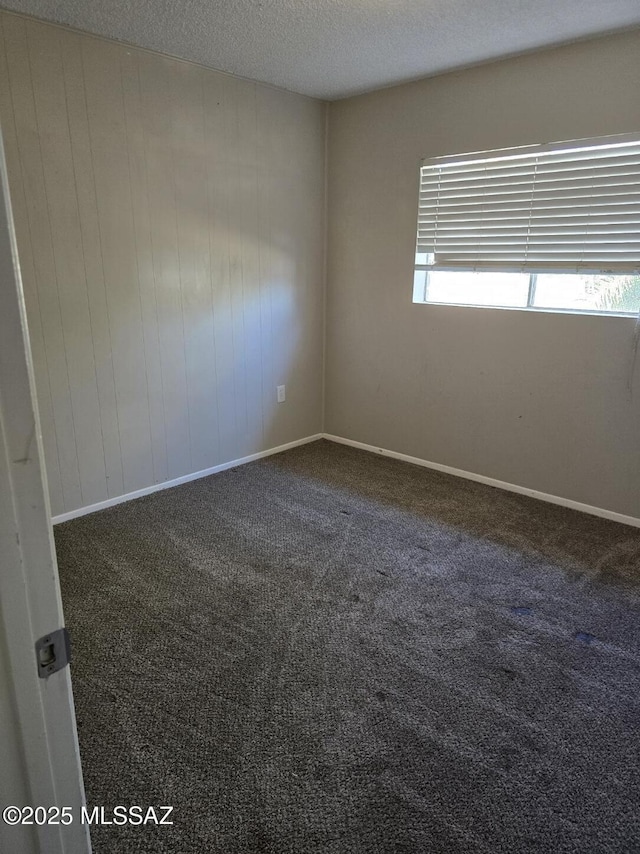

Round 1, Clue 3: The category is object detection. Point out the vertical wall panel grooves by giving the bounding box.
[0,11,326,516]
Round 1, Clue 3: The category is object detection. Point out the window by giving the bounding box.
[414,134,640,315]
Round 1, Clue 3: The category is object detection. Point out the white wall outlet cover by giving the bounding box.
[277,385,286,402]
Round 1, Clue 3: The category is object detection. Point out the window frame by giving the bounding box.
[414,131,640,317]
[413,267,640,317]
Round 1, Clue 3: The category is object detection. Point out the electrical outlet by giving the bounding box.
[277,385,286,403]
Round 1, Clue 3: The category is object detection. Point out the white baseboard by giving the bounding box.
[323,434,640,529]
[52,430,640,530]
[51,434,324,525]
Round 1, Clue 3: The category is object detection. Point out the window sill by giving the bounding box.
[412,300,638,319]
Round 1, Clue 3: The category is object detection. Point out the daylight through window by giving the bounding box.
[414,134,640,314]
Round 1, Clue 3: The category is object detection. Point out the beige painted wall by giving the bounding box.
[326,30,640,519]
[3,13,639,521]
[0,12,326,517]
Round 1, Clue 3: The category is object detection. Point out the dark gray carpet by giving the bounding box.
[54,439,640,854]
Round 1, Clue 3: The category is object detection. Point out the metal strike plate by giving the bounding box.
[35,628,71,679]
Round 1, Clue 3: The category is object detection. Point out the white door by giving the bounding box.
[0,126,90,854]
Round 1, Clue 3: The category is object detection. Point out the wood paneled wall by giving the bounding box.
[0,12,326,516]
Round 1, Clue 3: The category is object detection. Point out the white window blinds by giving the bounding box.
[417,134,640,274]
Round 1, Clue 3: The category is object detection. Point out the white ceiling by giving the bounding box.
[3,0,640,100]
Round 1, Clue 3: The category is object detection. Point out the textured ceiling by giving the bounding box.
[3,0,640,100]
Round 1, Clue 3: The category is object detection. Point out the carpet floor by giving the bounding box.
[54,439,640,854]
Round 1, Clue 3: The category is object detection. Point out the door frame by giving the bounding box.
[0,126,90,854]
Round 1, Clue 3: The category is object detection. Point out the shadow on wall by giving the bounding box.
[1,14,324,516]
[104,160,315,492]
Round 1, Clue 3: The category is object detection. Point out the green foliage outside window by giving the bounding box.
[588,276,640,313]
